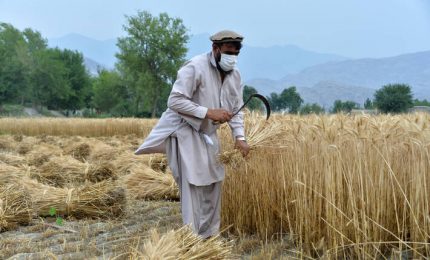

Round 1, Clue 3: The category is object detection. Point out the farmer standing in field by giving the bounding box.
[135,30,250,238]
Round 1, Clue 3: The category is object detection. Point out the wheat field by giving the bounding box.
[1,113,429,258]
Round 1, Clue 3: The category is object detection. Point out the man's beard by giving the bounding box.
[216,60,232,74]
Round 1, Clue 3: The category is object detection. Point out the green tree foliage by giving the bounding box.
[243,85,262,111]
[0,22,91,111]
[331,100,359,113]
[116,11,189,117]
[374,84,413,113]
[92,70,129,116]
[57,49,91,110]
[267,86,303,113]
[29,48,70,109]
[413,99,430,107]
[0,23,28,104]
[363,98,374,109]
[300,103,325,115]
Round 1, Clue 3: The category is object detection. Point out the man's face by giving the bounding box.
[213,43,240,62]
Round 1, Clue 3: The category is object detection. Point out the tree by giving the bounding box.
[331,100,359,113]
[267,92,281,111]
[413,99,430,107]
[300,103,325,115]
[243,85,261,110]
[374,84,413,113]
[57,49,91,110]
[92,69,129,116]
[116,11,189,117]
[280,86,303,113]
[29,48,71,110]
[0,23,27,105]
[364,98,374,109]
[267,86,303,113]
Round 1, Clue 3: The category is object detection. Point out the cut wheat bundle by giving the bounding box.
[64,142,91,162]
[31,156,117,187]
[135,226,236,260]
[89,142,119,162]
[112,153,148,176]
[148,154,168,172]
[86,162,118,183]
[21,178,126,219]
[120,166,179,200]
[26,144,62,167]
[0,163,28,185]
[0,184,33,232]
[31,156,84,187]
[0,152,27,167]
[0,138,15,152]
[113,153,168,176]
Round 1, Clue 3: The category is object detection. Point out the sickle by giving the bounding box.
[213,93,271,125]
[233,93,271,120]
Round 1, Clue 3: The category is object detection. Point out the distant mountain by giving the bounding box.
[48,33,117,69]
[188,33,347,80]
[49,33,347,80]
[247,51,430,108]
[83,57,106,75]
[49,33,430,108]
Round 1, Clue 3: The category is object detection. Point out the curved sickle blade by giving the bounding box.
[233,93,271,120]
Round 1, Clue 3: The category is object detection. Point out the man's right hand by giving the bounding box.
[206,109,233,124]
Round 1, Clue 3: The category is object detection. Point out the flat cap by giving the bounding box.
[210,30,244,43]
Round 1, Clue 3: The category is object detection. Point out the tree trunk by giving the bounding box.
[151,95,159,118]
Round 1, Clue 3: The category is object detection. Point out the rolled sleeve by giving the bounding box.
[229,110,245,139]
[167,62,208,119]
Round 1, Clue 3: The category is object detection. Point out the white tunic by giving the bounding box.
[135,52,244,185]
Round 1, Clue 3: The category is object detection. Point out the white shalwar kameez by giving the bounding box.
[135,52,244,238]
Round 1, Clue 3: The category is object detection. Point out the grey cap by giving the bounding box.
[210,30,244,43]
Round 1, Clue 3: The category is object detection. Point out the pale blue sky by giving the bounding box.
[1,0,429,58]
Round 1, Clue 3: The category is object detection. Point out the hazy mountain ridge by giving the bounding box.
[187,33,347,80]
[247,51,430,108]
[48,33,347,80]
[48,33,430,109]
[49,33,117,69]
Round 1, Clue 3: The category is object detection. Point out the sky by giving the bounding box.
[1,0,430,58]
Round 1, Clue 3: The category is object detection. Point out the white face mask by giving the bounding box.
[218,53,238,72]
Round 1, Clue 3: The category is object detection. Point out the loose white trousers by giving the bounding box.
[166,136,222,238]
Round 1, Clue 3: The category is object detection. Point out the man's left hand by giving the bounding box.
[235,139,250,157]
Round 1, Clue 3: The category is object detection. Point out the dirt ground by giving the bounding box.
[0,199,294,259]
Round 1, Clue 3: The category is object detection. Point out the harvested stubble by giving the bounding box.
[221,113,430,258]
[21,178,126,219]
[0,184,33,231]
[121,166,179,200]
[132,226,235,260]
[31,156,117,187]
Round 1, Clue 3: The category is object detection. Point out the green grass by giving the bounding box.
[0,104,25,117]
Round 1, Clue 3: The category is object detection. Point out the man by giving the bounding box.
[135,30,250,238]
